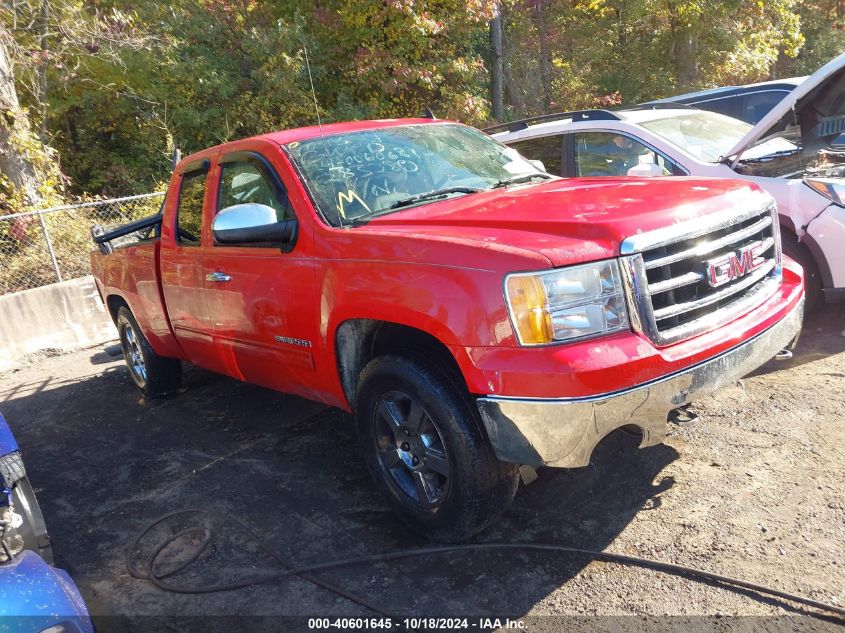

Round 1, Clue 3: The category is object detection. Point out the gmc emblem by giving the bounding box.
[705,242,765,288]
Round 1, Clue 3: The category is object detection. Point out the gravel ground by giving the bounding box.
[0,302,843,631]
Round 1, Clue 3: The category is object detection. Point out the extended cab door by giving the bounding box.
[202,147,318,396]
[159,160,227,373]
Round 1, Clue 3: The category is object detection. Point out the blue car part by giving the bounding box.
[0,411,19,456]
[0,413,52,564]
[1,410,21,508]
[0,412,94,633]
[0,550,94,633]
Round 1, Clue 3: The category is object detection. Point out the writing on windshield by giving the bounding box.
[286,123,541,226]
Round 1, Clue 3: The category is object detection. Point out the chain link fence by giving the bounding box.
[0,193,165,295]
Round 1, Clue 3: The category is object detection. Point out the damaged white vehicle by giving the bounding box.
[491,52,845,309]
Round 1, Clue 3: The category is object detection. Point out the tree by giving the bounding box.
[4,0,845,198]
[778,0,845,75]
[0,25,48,211]
[489,1,504,121]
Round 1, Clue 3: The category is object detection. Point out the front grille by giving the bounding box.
[620,201,781,346]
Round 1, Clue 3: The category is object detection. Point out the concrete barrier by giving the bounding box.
[0,276,116,372]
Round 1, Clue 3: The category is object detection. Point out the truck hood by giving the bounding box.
[727,52,845,163]
[360,178,770,267]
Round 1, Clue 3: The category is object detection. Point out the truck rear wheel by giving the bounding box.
[116,307,181,397]
[355,355,519,542]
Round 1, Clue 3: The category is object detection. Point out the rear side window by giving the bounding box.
[509,135,563,176]
[176,170,207,245]
[690,96,741,120]
[217,160,293,221]
[742,91,790,124]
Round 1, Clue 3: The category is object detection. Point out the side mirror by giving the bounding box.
[212,203,297,251]
[627,162,667,177]
[528,159,546,173]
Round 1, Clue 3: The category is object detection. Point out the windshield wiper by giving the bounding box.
[732,148,799,164]
[389,187,483,210]
[491,173,552,189]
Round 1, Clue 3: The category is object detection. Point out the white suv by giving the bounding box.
[488,53,845,310]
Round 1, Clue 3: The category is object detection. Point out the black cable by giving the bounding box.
[127,509,845,621]
[126,509,403,620]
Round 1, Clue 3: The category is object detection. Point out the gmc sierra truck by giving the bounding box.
[91,118,804,541]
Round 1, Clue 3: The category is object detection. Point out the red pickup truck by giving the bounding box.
[91,118,804,541]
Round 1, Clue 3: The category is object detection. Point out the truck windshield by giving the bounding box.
[285,123,544,226]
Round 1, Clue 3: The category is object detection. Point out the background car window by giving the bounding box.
[573,132,676,176]
[176,170,206,245]
[690,96,741,120]
[742,91,790,124]
[508,136,563,175]
[218,161,292,221]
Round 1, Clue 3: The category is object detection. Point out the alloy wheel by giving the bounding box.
[373,390,451,506]
[123,324,147,382]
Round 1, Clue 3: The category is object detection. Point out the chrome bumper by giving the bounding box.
[476,299,804,468]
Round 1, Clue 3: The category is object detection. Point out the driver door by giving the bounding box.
[203,150,318,395]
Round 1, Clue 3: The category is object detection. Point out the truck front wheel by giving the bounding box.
[116,307,181,397]
[355,355,519,542]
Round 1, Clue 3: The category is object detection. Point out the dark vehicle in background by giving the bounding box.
[643,77,806,124]
[0,412,93,633]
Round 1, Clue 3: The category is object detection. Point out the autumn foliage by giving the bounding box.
[2,0,845,199]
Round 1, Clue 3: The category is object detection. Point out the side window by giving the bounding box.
[573,132,680,177]
[176,170,207,245]
[742,91,790,124]
[217,160,292,221]
[508,136,563,176]
[693,96,741,120]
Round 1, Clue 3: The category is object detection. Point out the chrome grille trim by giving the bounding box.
[648,271,704,295]
[619,202,773,255]
[620,200,781,346]
[652,259,776,321]
[643,215,773,270]
[647,235,775,296]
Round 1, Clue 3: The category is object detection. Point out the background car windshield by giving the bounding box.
[286,123,541,226]
[639,112,794,162]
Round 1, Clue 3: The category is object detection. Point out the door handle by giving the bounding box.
[206,271,232,283]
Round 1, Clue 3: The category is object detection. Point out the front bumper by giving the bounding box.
[476,297,804,467]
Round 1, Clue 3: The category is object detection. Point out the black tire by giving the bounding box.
[116,306,181,397]
[782,232,822,312]
[355,355,519,542]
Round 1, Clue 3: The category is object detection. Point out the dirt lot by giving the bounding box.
[0,303,843,630]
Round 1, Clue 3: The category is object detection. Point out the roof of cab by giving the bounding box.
[178,118,447,168]
[258,117,444,145]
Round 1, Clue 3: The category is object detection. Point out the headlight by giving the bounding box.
[505,260,629,346]
[804,178,845,207]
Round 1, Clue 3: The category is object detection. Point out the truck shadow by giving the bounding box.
[0,356,679,621]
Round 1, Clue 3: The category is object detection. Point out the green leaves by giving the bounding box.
[2,0,845,198]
